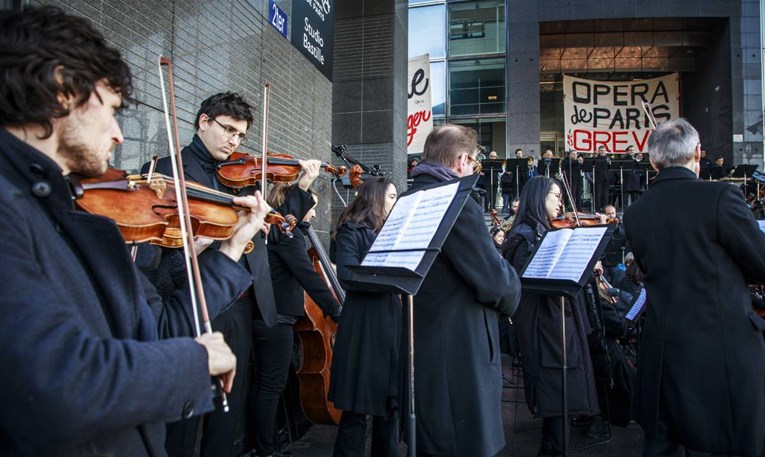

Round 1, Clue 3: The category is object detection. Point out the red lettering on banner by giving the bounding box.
[632,130,651,151]
[572,130,652,153]
[613,131,628,151]
[407,110,431,146]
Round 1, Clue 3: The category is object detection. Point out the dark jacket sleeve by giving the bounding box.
[139,247,252,337]
[335,226,368,282]
[717,184,765,283]
[273,231,341,317]
[441,198,521,316]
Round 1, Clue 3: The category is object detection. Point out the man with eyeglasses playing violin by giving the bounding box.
[0,7,275,457]
[139,92,322,457]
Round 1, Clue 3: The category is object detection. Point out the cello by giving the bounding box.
[294,223,345,424]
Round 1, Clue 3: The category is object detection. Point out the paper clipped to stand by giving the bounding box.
[523,226,609,283]
[362,181,459,271]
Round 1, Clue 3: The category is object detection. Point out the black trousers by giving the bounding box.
[333,404,399,457]
[250,321,294,455]
[164,297,253,457]
[541,415,569,457]
[594,181,610,212]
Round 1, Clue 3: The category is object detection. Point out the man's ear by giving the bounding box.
[198,113,210,132]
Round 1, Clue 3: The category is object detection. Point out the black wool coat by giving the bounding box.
[502,222,599,419]
[405,174,521,457]
[329,222,401,416]
[267,222,341,318]
[140,143,313,326]
[0,129,251,456]
[624,166,765,456]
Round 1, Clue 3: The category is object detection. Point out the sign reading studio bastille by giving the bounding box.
[291,0,334,81]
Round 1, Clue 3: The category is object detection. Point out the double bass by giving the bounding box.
[294,224,346,424]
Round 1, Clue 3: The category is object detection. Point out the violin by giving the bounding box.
[348,164,364,188]
[550,212,604,229]
[73,168,297,248]
[490,209,502,226]
[294,223,344,425]
[216,151,346,189]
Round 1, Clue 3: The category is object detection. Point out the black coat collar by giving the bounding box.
[0,128,75,212]
[652,166,697,185]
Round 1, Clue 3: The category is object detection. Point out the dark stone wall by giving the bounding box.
[331,0,408,218]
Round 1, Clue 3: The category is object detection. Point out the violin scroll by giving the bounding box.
[264,211,298,238]
[349,164,364,188]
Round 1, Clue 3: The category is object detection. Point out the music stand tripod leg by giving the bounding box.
[561,296,569,457]
[406,294,416,457]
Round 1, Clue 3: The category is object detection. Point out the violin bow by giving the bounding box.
[158,56,229,411]
[260,83,271,202]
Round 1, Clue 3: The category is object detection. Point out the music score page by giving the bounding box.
[362,182,459,271]
[522,226,608,283]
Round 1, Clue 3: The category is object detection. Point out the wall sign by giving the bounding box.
[291,0,334,81]
[269,0,289,38]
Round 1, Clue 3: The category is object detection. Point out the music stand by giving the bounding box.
[540,158,560,179]
[343,175,477,457]
[505,158,528,197]
[482,159,504,211]
[730,164,758,178]
[582,158,598,211]
[519,225,615,457]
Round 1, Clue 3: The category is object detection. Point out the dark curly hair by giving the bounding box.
[194,92,255,130]
[0,6,134,138]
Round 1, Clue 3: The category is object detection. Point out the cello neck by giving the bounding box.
[305,224,346,303]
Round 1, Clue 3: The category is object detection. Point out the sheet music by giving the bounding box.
[522,226,608,283]
[548,227,608,281]
[522,229,573,279]
[362,182,459,270]
[757,220,765,233]
[626,288,647,321]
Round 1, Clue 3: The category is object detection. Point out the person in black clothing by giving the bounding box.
[139,92,320,457]
[0,8,257,456]
[250,185,342,457]
[500,168,514,214]
[592,145,613,212]
[329,177,401,457]
[502,176,599,457]
[561,151,583,210]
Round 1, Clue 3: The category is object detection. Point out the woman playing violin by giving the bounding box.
[501,176,599,457]
[329,177,401,457]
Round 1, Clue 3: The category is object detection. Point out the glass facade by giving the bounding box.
[408,0,508,156]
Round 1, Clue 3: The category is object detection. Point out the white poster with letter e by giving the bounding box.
[407,54,433,155]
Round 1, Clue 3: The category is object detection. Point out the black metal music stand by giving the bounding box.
[343,175,477,457]
[518,225,615,457]
[582,158,598,211]
[482,159,504,211]
[506,159,528,197]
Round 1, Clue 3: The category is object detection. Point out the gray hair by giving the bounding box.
[647,118,699,170]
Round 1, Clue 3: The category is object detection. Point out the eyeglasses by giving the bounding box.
[548,192,562,200]
[212,118,247,144]
[466,154,482,174]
